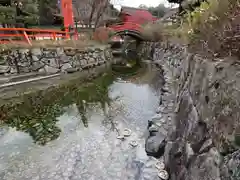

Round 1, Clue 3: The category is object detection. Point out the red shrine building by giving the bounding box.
[119,6,157,25]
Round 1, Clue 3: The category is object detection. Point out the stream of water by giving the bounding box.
[0,65,163,180]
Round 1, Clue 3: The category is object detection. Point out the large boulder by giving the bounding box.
[145,131,167,158]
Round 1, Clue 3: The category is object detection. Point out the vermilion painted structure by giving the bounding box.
[120,6,157,24]
[109,6,157,40]
[0,0,75,44]
[61,0,74,28]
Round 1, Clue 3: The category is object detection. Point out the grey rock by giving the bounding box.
[185,142,194,163]
[163,141,174,167]
[156,106,165,114]
[158,117,167,124]
[61,63,72,72]
[19,66,30,73]
[158,127,168,136]
[10,68,18,74]
[18,49,29,54]
[65,67,79,73]
[145,131,166,158]
[72,60,82,67]
[48,58,60,68]
[38,68,46,73]
[148,124,159,136]
[187,148,221,180]
[199,139,213,154]
[93,53,98,58]
[18,62,29,67]
[32,55,40,62]
[31,61,44,71]
[94,48,101,52]
[80,60,87,66]
[31,48,41,56]
[222,150,240,179]
[59,56,70,63]
[0,65,10,74]
[89,57,96,63]
[44,65,60,74]
[151,114,163,121]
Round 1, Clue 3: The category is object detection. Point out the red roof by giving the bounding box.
[120,6,155,24]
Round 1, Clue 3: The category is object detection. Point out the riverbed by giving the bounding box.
[0,65,163,180]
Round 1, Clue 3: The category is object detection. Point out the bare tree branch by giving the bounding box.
[94,0,109,28]
[73,0,110,28]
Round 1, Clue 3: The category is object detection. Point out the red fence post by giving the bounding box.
[23,31,32,46]
[61,0,74,32]
[0,27,74,44]
[53,32,56,40]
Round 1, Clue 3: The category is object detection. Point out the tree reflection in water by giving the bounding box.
[0,72,115,145]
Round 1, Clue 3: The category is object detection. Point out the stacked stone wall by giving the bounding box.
[144,42,240,180]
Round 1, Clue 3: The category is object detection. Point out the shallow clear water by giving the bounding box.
[0,68,163,180]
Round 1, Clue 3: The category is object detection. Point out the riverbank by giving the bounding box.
[0,63,165,180]
[143,41,240,180]
[0,41,116,103]
[0,64,110,103]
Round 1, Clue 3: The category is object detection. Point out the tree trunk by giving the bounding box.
[94,0,108,30]
[88,0,97,28]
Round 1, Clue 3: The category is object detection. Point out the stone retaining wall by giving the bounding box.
[0,46,112,75]
[144,42,240,180]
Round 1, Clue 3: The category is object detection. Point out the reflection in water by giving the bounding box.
[0,65,163,180]
[0,72,114,145]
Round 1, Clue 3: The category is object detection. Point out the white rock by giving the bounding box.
[38,68,46,73]
[61,63,72,72]
[152,114,163,121]
[129,140,138,147]
[116,135,125,140]
[158,170,169,180]
[155,160,165,170]
[44,65,60,73]
[10,67,18,74]
[123,128,132,137]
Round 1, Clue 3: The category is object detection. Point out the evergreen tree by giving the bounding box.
[0,0,39,26]
[39,0,59,25]
[0,5,15,25]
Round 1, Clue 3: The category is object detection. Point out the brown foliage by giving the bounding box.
[186,0,240,58]
[92,27,111,43]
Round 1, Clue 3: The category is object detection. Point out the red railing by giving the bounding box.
[108,22,142,33]
[0,27,77,45]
